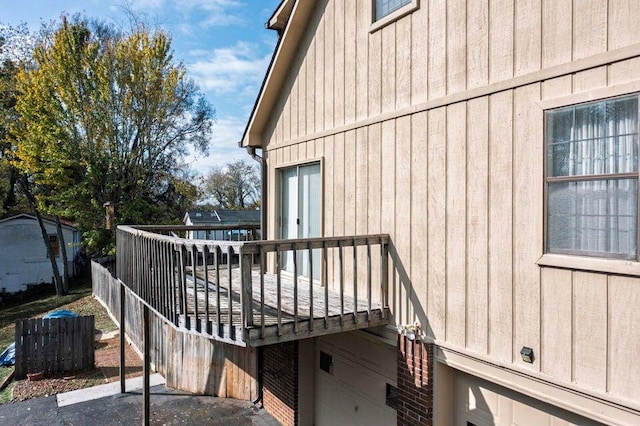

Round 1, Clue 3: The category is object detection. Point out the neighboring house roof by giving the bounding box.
[0,213,77,231]
[241,0,315,147]
[183,210,260,226]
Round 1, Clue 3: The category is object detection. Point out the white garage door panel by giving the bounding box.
[454,371,604,426]
[315,333,397,426]
[315,373,394,426]
[318,332,396,380]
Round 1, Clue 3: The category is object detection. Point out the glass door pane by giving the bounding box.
[279,163,321,279]
[280,167,298,273]
[298,163,321,280]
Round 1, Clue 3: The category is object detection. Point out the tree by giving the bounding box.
[201,159,260,210]
[1,25,68,295]
[9,16,214,254]
[0,33,25,216]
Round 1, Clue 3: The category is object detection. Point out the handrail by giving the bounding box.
[116,225,390,345]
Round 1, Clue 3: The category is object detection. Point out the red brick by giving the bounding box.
[397,335,433,426]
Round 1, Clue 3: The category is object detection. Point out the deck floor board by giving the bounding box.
[177,265,389,346]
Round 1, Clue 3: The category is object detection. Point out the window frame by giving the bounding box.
[543,93,640,262]
[370,0,419,33]
[47,234,60,258]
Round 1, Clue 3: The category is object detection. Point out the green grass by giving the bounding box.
[0,279,93,351]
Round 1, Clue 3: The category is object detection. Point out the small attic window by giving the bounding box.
[371,0,419,33]
[375,0,411,20]
[195,212,203,217]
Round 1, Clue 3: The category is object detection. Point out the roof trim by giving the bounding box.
[241,0,317,148]
[267,0,295,31]
[0,213,77,230]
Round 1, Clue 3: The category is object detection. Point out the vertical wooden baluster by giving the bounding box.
[353,240,358,324]
[240,248,254,332]
[191,245,200,332]
[215,246,222,337]
[227,245,233,339]
[339,240,344,326]
[308,241,314,332]
[367,240,372,322]
[260,247,265,339]
[381,237,388,319]
[180,245,189,329]
[293,248,298,334]
[276,249,282,336]
[171,244,177,324]
[323,243,328,329]
[203,245,210,335]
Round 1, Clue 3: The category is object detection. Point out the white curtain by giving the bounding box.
[547,96,638,258]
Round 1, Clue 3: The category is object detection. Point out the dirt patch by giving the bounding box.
[9,335,143,402]
[11,369,105,402]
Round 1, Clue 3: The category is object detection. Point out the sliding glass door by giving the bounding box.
[279,162,321,280]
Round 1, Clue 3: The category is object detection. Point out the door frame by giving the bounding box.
[275,158,324,280]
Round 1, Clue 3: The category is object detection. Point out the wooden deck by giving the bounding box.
[116,227,391,348]
[180,266,390,346]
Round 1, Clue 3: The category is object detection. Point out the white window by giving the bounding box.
[370,0,418,32]
[375,0,411,21]
[545,94,639,259]
[48,234,60,257]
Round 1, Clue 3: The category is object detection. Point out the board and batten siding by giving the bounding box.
[260,0,640,411]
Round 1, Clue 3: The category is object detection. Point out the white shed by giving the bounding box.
[0,214,80,294]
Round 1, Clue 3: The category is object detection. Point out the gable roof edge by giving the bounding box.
[241,0,316,148]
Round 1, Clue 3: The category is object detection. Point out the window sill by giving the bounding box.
[537,253,640,276]
[370,0,419,33]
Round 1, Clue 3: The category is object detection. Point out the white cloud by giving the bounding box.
[184,116,251,174]
[188,41,270,96]
[132,0,246,28]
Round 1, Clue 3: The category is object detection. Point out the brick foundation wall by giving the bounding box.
[397,335,434,426]
[263,341,299,426]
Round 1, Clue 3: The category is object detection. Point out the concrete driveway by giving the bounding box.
[0,384,279,426]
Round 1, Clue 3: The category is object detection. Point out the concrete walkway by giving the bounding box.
[0,380,279,426]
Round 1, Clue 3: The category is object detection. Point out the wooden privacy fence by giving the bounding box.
[14,316,95,379]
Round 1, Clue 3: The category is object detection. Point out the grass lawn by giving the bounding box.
[0,269,118,403]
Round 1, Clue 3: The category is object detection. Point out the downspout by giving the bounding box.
[244,145,266,242]
[243,143,266,406]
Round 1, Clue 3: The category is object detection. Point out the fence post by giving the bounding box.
[143,304,150,426]
[120,282,126,393]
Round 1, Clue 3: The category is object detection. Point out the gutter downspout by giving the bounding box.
[244,145,266,243]
[243,143,265,407]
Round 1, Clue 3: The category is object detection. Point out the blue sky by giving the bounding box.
[0,0,282,174]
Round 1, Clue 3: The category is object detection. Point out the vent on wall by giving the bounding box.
[319,351,333,375]
[386,383,398,410]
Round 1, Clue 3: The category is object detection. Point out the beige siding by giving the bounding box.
[259,0,640,414]
[487,90,513,364]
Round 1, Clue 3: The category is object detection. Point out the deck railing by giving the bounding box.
[116,225,389,345]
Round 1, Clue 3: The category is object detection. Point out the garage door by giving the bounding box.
[453,371,604,426]
[314,332,397,426]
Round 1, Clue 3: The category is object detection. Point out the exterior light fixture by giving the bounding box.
[398,322,422,341]
[520,346,534,363]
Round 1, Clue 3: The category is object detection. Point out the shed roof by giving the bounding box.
[0,213,77,231]
[184,210,260,226]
